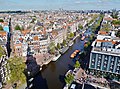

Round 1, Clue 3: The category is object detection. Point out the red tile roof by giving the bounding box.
[21,30,31,35]
[0,31,7,37]
[98,31,108,35]
[96,40,116,44]
[33,36,39,41]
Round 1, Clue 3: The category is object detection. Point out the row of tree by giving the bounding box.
[49,39,67,54]
[112,20,120,25]
[111,11,118,19]
[67,32,74,39]
[65,61,80,85]
[7,57,26,87]
[0,19,4,22]
[92,14,104,32]
[0,25,3,31]
[88,14,99,25]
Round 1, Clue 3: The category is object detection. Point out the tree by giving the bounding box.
[116,30,120,37]
[78,24,83,30]
[111,11,118,19]
[49,42,55,54]
[31,18,36,23]
[7,57,26,86]
[84,44,88,50]
[0,19,4,22]
[65,73,74,84]
[57,43,61,49]
[74,61,80,68]
[50,47,55,54]
[112,20,120,25]
[21,26,25,31]
[0,46,6,57]
[68,33,74,39]
[0,25,3,31]
[63,40,66,46]
[89,34,94,41]
[15,24,21,30]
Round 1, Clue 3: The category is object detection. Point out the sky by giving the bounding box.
[0,0,120,10]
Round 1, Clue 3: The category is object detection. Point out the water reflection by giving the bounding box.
[33,72,48,89]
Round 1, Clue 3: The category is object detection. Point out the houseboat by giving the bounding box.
[52,54,61,61]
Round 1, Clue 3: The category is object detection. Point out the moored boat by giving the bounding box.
[59,47,69,54]
[52,54,61,61]
[68,41,74,47]
[81,36,85,40]
[70,50,80,58]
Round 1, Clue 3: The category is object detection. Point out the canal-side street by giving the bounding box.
[32,27,92,89]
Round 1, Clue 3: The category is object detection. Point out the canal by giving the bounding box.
[32,28,92,89]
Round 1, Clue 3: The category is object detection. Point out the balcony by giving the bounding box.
[117,64,120,66]
[111,62,114,65]
[111,59,114,62]
[93,47,120,55]
[110,66,113,69]
[92,59,95,62]
[104,61,107,64]
[104,57,108,61]
[92,63,95,66]
[117,68,119,71]
[97,64,100,67]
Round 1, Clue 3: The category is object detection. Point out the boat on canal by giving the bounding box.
[70,50,80,59]
[68,41,74,47]
[81,36,85,41]
[59,46,69,54]
[52,54,61,61]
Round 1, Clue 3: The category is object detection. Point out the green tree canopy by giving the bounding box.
[31,18,36,23]
[68,33,74,39]
[112,20,120,25]
[50,47,55,54]
[49,42,55,54]
[84,44,89,49]
[63,40,66,46]
[0,46,6,57]
[15,24,21,30]
[57,43,61,49]
[65,73,74,84]
[0,25,3,31]
[116,30,120,37]
[78,24,83,29]
[0,19,4,22]
[7,57,26,85]
[74,61,80,68]
[49,42,55,49]
[111,11,118,19]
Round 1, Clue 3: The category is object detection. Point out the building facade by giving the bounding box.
[89,35,120,81]
[0,52,10,89]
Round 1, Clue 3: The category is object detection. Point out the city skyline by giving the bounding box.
[0,0,120,10]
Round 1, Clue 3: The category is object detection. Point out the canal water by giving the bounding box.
[33,28,92,89]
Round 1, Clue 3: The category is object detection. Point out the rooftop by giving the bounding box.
[92,39,120,55]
